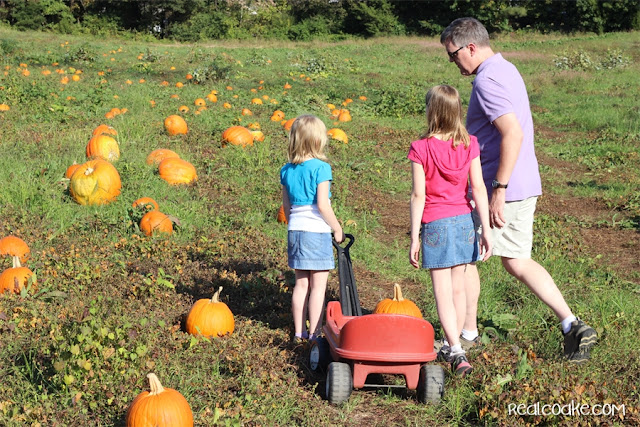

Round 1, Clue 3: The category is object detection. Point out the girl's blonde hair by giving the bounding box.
[425,84,470,149]
[288,115,328,164]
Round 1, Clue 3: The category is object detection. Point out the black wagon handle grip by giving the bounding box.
[332,233,354,251]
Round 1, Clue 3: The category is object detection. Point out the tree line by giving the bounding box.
[1,0,639,41]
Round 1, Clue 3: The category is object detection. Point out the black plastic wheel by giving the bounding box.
[309,337,331,372]
[417,364,445,403]
[325,362,352,405]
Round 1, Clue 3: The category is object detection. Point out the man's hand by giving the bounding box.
[490,189,506,228]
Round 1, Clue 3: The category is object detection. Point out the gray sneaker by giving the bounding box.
[436,343,452,363]
[460,335,480,352]
[563,319,597,363]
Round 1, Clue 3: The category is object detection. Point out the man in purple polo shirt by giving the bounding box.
[440,17,597,363]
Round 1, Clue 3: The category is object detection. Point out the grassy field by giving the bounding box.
[1,26,639,426]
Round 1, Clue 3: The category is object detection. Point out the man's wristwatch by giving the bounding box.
[492,179,508,189]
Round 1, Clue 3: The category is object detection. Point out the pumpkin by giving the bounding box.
[222,102,232,109]
[178,105,189,113]
[241,108,253,116]
[282,118,295,131]
[92,124,118,136]
[185,286,235,337]
[194,98,206,107]
[221,126,253,148]
[327,128,348,144]
[373,283,423,319]
[146,149,180,166]
[284,83,292,89]
[164,115,188,136]
[64,162,81,179]
[0,236,30,264]
[86,134,120,162]
[271,110,285,121]
[126,373,193,427]
[338,110,352,122]
[132,197,159,211]
[250,98,263,105]
[69,159,121,205]
[0,104,10,111]
[250,130,265,142]
[206,93,217,103]
[139,210,173,236]
[277,205,288,224]
[0,263,36,294]
[158,158,197,185]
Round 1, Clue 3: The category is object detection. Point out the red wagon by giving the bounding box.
[309,235,445,405]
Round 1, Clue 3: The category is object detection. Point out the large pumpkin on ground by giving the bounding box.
[139,211,173,236]
[0,236,30,264]
[126,373,193,427]
[69,159,122,205]
[373,283,423,319]
[86,134,120,162]
[146,148,180,166]
[164,115,188,136]
[158,158,197,185]
[221,126,253,148]
[185,286,235,337]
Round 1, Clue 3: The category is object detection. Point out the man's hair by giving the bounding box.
[440,17,490,48]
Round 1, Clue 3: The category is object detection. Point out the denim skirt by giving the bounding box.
[421,213,480,269]
[288,230,335,270]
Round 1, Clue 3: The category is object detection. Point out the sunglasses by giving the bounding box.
[447,45,466,59]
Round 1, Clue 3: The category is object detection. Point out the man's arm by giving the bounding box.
[490,112,523,228]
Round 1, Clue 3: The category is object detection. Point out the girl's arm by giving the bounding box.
[282,186,291,223]
[409,161,426,268]
[469,156,492,261]
[316,180,344,243]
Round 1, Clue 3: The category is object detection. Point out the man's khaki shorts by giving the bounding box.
[473,196,537,259]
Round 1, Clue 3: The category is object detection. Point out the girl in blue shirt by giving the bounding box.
[280,115,344,343]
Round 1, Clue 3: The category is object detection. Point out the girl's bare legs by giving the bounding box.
[430,267,462,348]
[292,270,310,337]
[451,264,467,338]
[307,270,329,337]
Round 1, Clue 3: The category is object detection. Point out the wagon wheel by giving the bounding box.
[309,337,331,372]
[417,364,445,403]
[325,362,352,405]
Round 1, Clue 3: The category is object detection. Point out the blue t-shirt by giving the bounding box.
[280,158,332,205]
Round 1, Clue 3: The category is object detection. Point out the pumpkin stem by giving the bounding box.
[12,255,21,268]
[211,286,223,303]
[85,167,94,175]
[146,373,165,395]
[392,283,404,302]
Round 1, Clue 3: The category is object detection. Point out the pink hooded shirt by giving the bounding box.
[408,135,480,224]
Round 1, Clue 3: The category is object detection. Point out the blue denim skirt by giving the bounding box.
[288,231,335,270]
[421,213,480,269]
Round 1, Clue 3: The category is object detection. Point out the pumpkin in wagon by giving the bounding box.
[185,286,235,337]
[373,283,423,319]
[126,373,193,427]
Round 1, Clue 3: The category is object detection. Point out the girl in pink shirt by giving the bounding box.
[408,85,492,376]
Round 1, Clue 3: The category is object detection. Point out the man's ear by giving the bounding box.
[467,42,477,56]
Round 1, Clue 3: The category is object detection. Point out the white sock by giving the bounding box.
[450,344,464,357]
[442,339,450,348]
[561,315,577,334]
[461,328,478,341]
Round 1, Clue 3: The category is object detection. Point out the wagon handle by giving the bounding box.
[332,233,354,251]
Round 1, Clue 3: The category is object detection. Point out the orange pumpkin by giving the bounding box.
[241,108,253,116]
[327,128,348,144]
[92,124,118,136]
[64,162,82,179]
[139,211,173,236]
[158,158,197,185]
[277,205,288,224]
[270,110,285,121]
[221,126,253,148]
[164,115,188,136]
[206,93,217,103]
[282,118,296,131]
[0,236,30,264]
[132,197,159,211]
[126,373,193,427]
[250,98,263,105]
[86,134,120,162]
[194,98,206,107]
[373,283,423,319]
[338,110,352,122]
[185,286,235,337]
[0,265,36,294]
[69,159,122,205]
[146,149,180,166]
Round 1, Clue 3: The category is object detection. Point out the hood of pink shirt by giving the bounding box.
[426,138,473,185]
